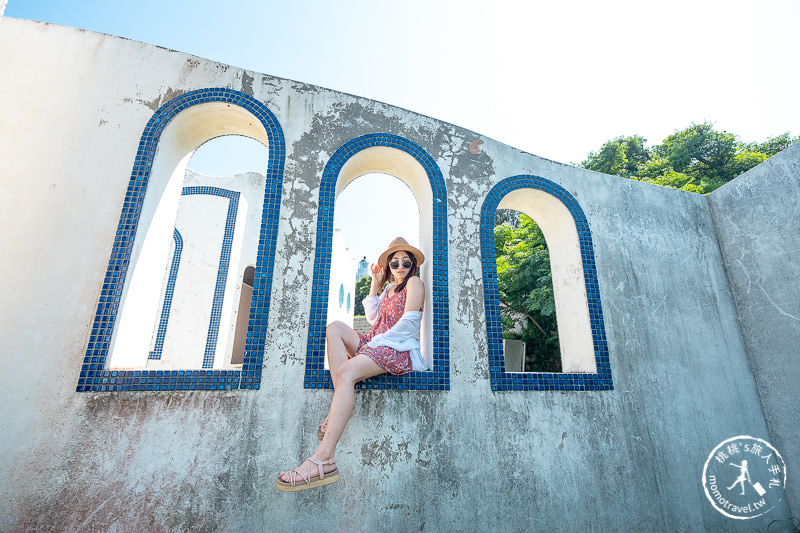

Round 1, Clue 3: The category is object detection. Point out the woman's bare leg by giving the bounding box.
[325,321,360,389]
[279,354,385,483]
[319,321,361,431]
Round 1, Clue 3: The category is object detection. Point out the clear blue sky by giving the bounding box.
[7,0,798,163]
[5,0,798,262]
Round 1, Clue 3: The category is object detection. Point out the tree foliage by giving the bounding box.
[581,135,650,179]
[495,213,561,372]
[581,124,797,194]
[352,275,371,316]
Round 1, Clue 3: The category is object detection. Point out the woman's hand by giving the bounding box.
[368,263,385,296]
[369,262,383,280]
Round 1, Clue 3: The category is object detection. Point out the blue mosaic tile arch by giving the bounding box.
[305,133,450,391]
[77,88,285,392]
[480,175,613,391]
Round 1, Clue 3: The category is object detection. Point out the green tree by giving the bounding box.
[581,135,650,178]
[745,132,797,157]
[352,275,371,316]
[582,124,797,194]
[495,213,561,372]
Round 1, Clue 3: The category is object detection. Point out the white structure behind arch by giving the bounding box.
[498,188,596,372]
[327,229,357,327]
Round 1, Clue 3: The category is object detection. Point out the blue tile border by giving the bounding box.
[304,133,450,391]
[480,175,613,391]
[149,229,183,361]
[77,88,285,392]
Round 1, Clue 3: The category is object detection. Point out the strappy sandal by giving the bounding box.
[316,408,356,441]
[275,457,340,492]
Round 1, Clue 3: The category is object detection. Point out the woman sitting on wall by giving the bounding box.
[276,237,427,491]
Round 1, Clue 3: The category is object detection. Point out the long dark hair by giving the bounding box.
[386,250,418,293]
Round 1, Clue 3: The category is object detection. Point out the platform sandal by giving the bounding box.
[275,457,340,492]
[316,408,356,440]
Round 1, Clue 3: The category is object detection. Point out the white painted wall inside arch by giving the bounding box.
[327,228,357,328]
[146,193,240,369]
[140,170,267,370]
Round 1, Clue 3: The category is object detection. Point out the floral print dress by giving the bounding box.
[355,286,413,375]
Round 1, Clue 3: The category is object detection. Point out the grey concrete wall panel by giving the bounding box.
[709,142,800,518]
[0,17,796,532]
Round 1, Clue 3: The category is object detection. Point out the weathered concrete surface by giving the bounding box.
[709,143,800,518]
[0,17,796,532]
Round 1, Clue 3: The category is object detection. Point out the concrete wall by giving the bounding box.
[0,18,796,531]
[708,143,800,518]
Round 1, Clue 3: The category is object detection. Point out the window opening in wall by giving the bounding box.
[304,134,449,391]
[113,132,267,371]
[79,89,284,393]
[495,209,561,372]
[481,175,612,391]
[328,173,420,365]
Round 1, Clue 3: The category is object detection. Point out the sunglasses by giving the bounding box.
[389,260,413,270]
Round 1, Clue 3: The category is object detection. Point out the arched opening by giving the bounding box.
[332,172,420,320]
[495,188,595,373]
[304,134,449,391]
[327,229,357,333]
[108,103,270,370]
[481,175,613,391]
[78,88,285,392]
[332,147,434,368]
[494,209,561,372]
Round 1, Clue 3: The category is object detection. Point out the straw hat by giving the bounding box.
[377,237,425,267]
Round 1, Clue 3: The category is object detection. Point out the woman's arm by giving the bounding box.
[404,276,425,313]
[368,262,385,297]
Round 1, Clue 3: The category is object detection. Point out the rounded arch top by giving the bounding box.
[321,133,446,201]
[142,88,284,173]
[334,146,432,204]
[166,102,271,155]
[482,175,590,232]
